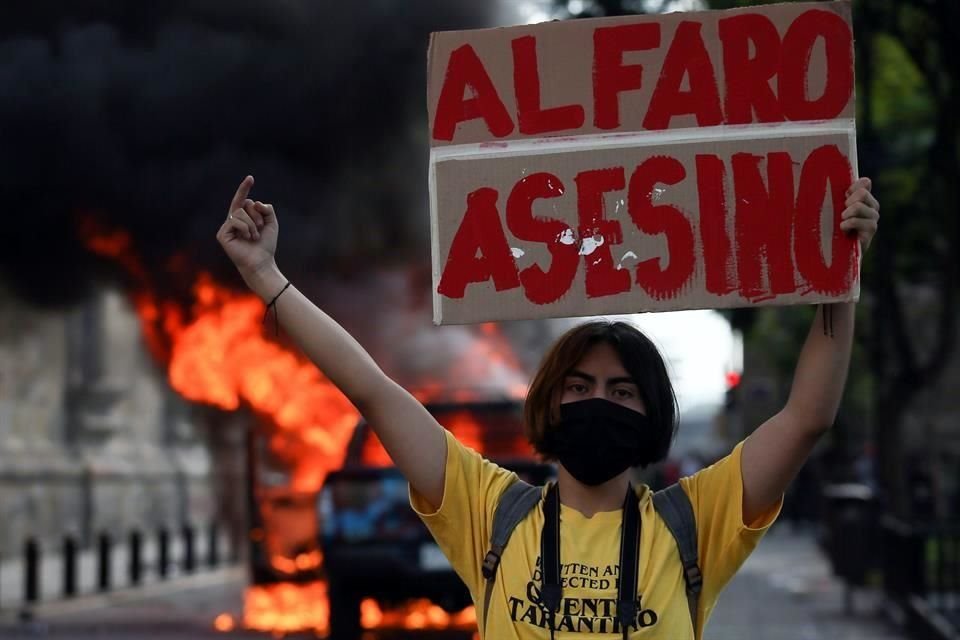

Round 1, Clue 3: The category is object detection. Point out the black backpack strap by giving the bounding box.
[653,483,703,638]
[540,482,562,640]
[541,483,639,640]
[481,479,543,635]
[617,484,641,640]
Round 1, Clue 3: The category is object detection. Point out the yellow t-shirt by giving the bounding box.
[410,430,782,639]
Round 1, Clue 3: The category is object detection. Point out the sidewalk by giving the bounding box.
[706,524,908,640]
[0,530,232,610]
[0,566,256,640]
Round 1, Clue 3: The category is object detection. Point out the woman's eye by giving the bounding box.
[567,383,587,393]
[613,388,634,399]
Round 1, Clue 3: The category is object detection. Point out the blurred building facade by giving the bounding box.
[0,284,243,557]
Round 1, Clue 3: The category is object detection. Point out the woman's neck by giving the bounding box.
[556,466,632,518]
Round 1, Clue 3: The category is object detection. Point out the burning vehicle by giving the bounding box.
[244,394,552,639]
[245,397,553,640]
[235,298,544,637]
[319,397,553,639]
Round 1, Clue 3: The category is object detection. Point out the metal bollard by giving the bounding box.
[157,528,170,579]
[24,539,40,604]
[182,525,196,573]
[129,531,142,586]
[63,537,78,598]
[208,523,219,568]
[97,533,111,592]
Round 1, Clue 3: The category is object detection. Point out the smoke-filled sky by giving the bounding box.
[0,1,737,428]
[0,1,493,307]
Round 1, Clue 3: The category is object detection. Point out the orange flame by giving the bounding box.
[80,220,358,492]
[244,581,330,634]
[361,598,476,630]
[243,581,477,635]
[81,220,526,636]
[362,410,489,467]
[269,550,323,575]
[213,613,236,632]
[167,274,358,491]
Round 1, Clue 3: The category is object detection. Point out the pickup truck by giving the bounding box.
[318,398,553,639]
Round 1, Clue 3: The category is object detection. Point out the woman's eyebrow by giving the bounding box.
[566,370,595,384]
[566,371,637,386]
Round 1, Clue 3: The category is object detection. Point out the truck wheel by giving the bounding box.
[328,583,362,640]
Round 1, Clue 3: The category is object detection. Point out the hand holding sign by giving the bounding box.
[841,177,880,253]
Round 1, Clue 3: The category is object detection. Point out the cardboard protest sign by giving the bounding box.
[427,1,858,325]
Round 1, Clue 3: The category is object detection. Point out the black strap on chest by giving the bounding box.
[540,482,641,640]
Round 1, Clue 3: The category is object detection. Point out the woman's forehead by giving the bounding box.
[569,342,630,376]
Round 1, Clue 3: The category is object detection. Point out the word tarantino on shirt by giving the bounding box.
[508,557,660,634]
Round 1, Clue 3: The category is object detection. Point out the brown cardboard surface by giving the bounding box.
[431,124,859,324]
[427,1,853,146]
[427,2,857,324]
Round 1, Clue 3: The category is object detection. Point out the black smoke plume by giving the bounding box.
[0,0,492,307]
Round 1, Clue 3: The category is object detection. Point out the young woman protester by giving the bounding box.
[217,174,879,639]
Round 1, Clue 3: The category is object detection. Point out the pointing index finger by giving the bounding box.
[228,175,254,215]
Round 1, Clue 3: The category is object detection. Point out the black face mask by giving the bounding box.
[541,398,656,486]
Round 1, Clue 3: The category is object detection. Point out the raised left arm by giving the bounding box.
[740,177,879,525]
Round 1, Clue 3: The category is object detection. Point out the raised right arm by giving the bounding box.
[217,176,447,509]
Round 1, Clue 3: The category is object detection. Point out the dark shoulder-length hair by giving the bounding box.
[524,320,678,463]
